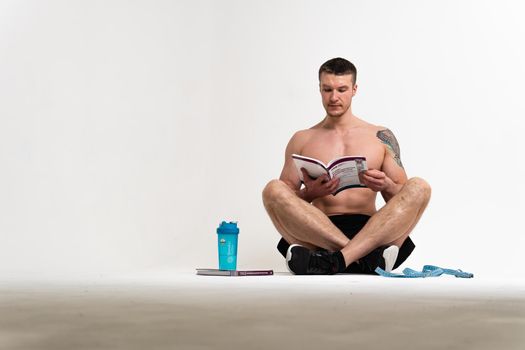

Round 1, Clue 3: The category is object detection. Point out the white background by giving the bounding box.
[1,0,523,279]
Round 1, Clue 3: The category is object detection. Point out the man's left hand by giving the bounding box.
[359,169,394,192]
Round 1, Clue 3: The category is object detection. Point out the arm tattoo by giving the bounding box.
[376,129,404,168]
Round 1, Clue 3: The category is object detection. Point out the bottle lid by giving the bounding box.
[217,221,239,234]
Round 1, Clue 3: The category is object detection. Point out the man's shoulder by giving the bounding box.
[288,129,313,148]
[290,127,317,139]
[359,121,395,135]
[341,116,388,133]
[373,125,400,139]
[352,119,389,136]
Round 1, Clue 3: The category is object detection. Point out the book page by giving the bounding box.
[329,158,367,194]
[291,155,329,181]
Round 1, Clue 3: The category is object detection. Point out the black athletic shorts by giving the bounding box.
[277,214,415,274]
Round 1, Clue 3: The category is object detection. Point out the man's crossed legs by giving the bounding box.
[262,177,431,275]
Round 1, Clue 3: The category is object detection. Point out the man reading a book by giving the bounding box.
[262,57,431,275]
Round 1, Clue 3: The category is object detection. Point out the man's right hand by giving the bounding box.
[299,168,340,202]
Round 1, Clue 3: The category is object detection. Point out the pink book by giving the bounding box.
[196,269,274,276]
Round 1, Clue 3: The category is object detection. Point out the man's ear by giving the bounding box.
[352,84,358,96]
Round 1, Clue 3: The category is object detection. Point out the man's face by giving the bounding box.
[319,73,357,118]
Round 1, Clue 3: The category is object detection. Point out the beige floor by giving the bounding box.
[1,271,524,350]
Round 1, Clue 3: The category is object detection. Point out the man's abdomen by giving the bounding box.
[312,188,378,216]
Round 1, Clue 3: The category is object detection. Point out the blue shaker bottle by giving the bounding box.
[217,221,239,270]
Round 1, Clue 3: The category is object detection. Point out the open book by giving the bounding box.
[292,154,367,195]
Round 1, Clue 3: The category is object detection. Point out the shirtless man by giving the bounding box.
[262,57,431,275]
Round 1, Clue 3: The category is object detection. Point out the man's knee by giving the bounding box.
[262,179,292,206]
[405,177,432,203]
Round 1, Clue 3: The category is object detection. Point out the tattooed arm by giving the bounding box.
[377,129,404,168]
[377,128,408,201]
[359,128,408,202]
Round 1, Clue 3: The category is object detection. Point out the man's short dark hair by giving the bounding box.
[318,57,357,84]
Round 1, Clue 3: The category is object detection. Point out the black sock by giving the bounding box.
[333,251,347,273]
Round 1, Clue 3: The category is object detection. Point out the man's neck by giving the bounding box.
[321,110,361,130]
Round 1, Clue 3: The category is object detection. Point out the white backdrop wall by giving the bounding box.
[1,0,523,279]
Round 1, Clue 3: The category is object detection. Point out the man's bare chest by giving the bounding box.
[300,131,385,169]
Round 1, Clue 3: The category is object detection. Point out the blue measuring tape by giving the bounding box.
[375,265,474,278]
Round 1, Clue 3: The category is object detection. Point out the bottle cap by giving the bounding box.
[217,221,239,235]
